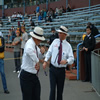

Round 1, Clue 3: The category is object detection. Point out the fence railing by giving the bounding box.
[91,49,100,96]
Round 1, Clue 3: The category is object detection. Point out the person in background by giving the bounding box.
[12,12,17,21]
[48,27,59,45]
[21,27,28,55]
[43,8,47,20]
[7,29,12,42]
[0,32,10,94]
[62,6,66,13]
[0,20,3,27]
[66,4,72,12]
[38,12,42,21]
[39,46,46,63]
[21,21,25,27]
[87,22,100,36]
[12,30,21,73]
[55,7,59,16]
[6,16,11,25]
[36,4,40,19]
[11,26,16,41]
[82,26,96,82]
[29,20,35,30]
[43,25,74,100]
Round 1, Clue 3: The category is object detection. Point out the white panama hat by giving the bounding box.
[56,25,69,36]
[30,27,45,41]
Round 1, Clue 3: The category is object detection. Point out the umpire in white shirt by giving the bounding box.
[20,27,45,100]
[43,25,74,100]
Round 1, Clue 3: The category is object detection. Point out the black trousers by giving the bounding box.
[84,52,91,82]
[14,52,21,71]
[20,70,41,100]
[49,64,65,100]
[21,49,24,56]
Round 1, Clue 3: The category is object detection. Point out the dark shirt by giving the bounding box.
[82,34,95,53]
[49,33,59,45]
[91,24,99,36]
[0,36,5,52]
[67,7,72,12]
[31,21,35,26]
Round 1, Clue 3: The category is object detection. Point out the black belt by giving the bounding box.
[21,69,36,76]
[50,64,65,70]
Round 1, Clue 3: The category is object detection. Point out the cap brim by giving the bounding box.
[30,32,45,41]
[56,30,69,36]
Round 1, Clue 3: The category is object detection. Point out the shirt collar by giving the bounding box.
[31,38,36,45]
[87,33,91,37]
[59,39,66,43]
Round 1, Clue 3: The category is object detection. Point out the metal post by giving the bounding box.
[89,0,91,9]
[66,0,68,8]
[2,0,4,18]
[23,0,25,15]
[46,0,48,10]
[77,42,83,80]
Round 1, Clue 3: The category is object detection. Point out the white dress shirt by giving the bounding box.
[44,39,74,68]
[21,38,40,74]
[87,33,91,37]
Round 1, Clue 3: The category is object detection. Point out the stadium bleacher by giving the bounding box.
[0,4,100,49]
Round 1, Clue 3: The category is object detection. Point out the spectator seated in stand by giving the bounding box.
[21,21,25,27]
[42,8,47,20]
[55,7,59,16]
[17,12,23,20]
[6,16,11,25]
[87,22,100,36]
[28,20,35,30]
[7,29,12,43]
[11,12,17,21]
[62,6,66,13]
[28,16,32,23]
[36,4,40,19]
[59,6,63,16]
[0,20,3,27]
[11,26,16,42]
[66,4,73,12]
[38,12,42,21]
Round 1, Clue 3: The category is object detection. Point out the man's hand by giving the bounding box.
[12,42,15,46]
[85,48,88,52]
[20,37,23,41]
[60,60,67,65]
[40,47,45,54]
[43,62,47,70]
[83,47,85,50]
[35,62,40,71]
[39,59,44,63]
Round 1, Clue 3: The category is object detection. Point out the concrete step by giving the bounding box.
[66,72,77,80]
[66,69,77,80]
[71,69,77,75]
[5,48,13,52]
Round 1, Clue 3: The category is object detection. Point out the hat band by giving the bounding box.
[60,28,67,33]
[34,32,43,37]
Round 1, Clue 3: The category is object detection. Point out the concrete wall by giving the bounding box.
[0,0,100,17]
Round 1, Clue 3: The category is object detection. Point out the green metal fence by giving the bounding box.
[91,49,100,96]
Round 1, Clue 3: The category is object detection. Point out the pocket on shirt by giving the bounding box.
[62,51,67,60]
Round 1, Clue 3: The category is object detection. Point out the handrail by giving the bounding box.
[77,34,100,80]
